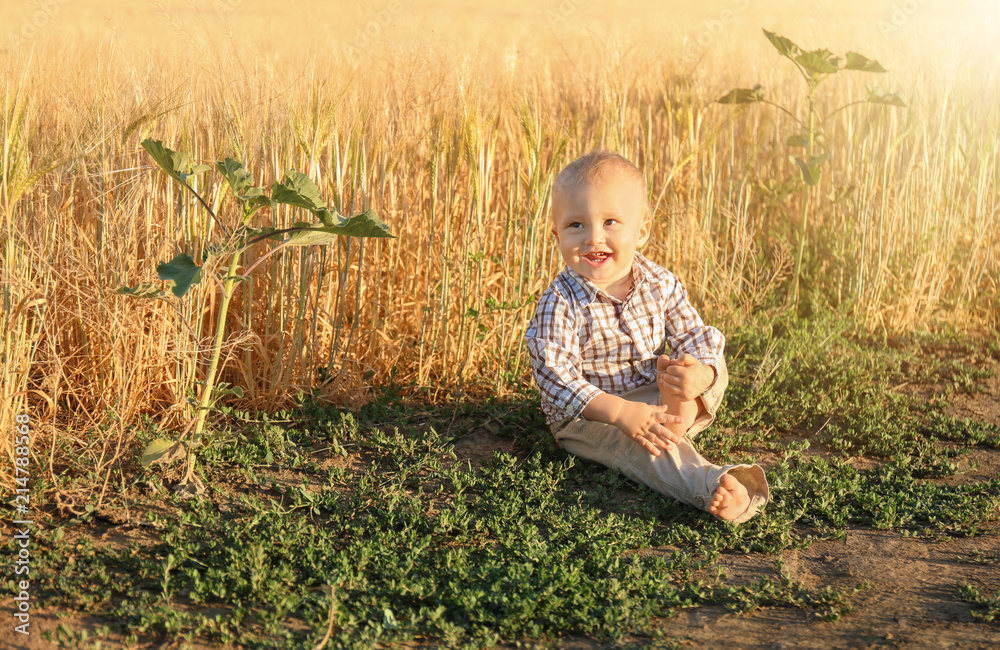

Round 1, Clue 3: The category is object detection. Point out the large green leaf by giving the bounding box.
[241,186,270,202]
[217,158,273,219]
[271,170,327,212]
[716,85,765,104]
[273,210,393,246]
[790,154,829,186]
[329,208,394,238]
[141,438,186,467]
[116,282,170,300]
[246,222,327,246]
[141,139,211,185]
[786,134,809,148]
[866,86,907,107]
[795,49,840,75]
[283,223,392,247]
[283,226,347,247]
[216,157,255,195]
[845,52,888,73]
[763,29,801,60]
[157,253,203,298]
[249,208,393,247]
[241,189,275,221]
[313,208,338,227]
[791,156,816,186]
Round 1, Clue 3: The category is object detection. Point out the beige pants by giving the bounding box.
[550,357,769,524]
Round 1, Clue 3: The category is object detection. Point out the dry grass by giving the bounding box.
[1,0,998,493]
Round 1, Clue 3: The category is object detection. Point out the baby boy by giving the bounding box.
[524,150,768,522]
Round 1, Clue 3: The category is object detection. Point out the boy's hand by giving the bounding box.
[657,353,715,401]
[612,400,685,457]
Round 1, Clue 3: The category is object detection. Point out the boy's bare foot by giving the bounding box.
[709,472,750,521]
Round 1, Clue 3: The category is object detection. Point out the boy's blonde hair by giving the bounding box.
[552,149,652,223]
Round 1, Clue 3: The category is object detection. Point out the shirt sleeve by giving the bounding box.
[661,273,726,393]
[524,288,603,424]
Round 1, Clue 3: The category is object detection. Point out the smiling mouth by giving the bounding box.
[583,252,611,265]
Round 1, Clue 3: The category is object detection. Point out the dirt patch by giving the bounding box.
[452,430,518,468]
[666,529,1000,649]
[949,360,1000,426]
[903,358,1000,427]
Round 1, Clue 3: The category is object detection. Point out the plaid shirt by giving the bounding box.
[525,252,725,425]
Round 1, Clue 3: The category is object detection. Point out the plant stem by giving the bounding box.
[181,180,231,239]
[182,252,242,484]
[793,191,811,313]
[793,81,818,311]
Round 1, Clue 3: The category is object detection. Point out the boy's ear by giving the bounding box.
[638,217,652,246]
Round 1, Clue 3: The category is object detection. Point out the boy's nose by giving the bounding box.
[586,230,606,245]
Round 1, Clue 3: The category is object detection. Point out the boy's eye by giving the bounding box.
[604,219,618,227]
[567,222,583,229]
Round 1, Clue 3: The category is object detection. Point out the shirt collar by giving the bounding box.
[562,252,650,304]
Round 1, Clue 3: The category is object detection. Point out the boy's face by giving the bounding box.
[551,169,650,297]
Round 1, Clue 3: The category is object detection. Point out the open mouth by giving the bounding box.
[583,252,611,265]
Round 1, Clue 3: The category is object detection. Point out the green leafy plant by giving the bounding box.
[119,139,393,498]
[717,29,907,308]
[957,583,1000,622]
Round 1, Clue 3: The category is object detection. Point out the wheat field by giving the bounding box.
[1,0,998,491]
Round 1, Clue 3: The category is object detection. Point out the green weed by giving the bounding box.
[957,583,1000,623]
[118,140,392,498]
[955,549,1000,566]
[717,29,905,307]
